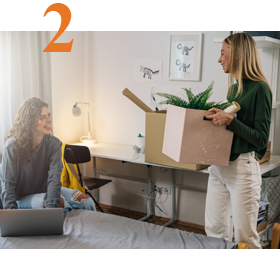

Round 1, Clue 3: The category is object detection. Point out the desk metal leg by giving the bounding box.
[92,157,99,202]
[139,165,154,221]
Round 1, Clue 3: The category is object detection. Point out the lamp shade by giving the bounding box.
[72,105,82,117]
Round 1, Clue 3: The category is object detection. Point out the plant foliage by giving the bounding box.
[156,81,232,111]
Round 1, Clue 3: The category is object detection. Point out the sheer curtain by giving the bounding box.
[0,31,52,157]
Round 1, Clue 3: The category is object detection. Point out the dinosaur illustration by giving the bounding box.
[140,65,160,79]
[177,43,194,55]
[176,59,190,72]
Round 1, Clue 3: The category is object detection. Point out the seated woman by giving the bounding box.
[0,97,96,212]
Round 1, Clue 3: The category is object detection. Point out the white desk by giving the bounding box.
[83,142,280,227]
[132,153,280,175]
[86,142,280,174]
[89,142,135,162]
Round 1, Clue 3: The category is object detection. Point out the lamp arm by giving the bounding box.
[74,102,92,140]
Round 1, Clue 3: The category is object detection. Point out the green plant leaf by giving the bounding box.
[181,87,196,107]
[199,91,213,109]
[156,92,189,108]
[202,101,217,111]
[156,81,233,112]
[194,81,214,109]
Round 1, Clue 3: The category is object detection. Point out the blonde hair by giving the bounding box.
[224,32,272,98]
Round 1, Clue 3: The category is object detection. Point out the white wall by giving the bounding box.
[51,31,88,144]
[51,31,280,226]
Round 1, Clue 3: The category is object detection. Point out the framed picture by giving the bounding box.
[169,33,203,81]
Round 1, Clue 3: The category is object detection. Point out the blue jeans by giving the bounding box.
[16,187,96,212]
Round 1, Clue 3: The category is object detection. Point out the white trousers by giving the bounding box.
[205,151,262,249]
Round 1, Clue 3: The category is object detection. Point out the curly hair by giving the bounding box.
[5,97,49,164]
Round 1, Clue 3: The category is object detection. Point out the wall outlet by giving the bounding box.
[157,185,171,195]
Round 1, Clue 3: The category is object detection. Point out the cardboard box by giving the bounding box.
[162,104,234,166]
[257,141,271,164]
[145,110,208,170]
[123,88,208,170]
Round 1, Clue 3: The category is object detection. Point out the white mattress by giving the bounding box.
[0,209,237,249]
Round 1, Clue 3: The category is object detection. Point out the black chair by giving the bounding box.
[64,144,111,213]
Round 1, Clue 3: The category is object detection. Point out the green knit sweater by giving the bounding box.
[226,79,272,161]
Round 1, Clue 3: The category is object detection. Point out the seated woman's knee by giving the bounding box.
[71,191,96,211]
[71,191,89,202]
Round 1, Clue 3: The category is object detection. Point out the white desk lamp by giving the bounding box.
[72,102,96,145]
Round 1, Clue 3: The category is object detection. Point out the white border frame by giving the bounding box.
[169,33,203,81]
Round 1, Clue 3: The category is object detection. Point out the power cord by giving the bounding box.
[154,189,163,213]
[144,186,164,223]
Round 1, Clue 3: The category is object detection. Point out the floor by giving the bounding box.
[98,203,272,248]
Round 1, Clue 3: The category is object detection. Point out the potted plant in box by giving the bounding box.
[157,81,240,166]
[156,81,239,113]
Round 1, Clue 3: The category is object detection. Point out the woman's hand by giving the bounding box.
[43,198,64,208]
[205,108,234,126]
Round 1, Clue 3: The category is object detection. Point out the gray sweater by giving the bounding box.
[0,135,63,209]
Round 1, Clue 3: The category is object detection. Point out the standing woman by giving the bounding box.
[0,97,96,212]
[205,32,272,249]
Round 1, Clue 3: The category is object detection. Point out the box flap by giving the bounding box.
[122,88,154,113]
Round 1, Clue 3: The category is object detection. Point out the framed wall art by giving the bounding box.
[169,33,203,81]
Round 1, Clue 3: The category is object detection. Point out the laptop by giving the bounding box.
[0,208,64,237]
